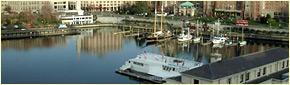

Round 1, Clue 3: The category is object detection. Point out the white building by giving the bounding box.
[51,0,93,25]
[61,15,93,25]
[180,48,289,84]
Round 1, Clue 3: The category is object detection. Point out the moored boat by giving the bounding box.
[117,52,203,81]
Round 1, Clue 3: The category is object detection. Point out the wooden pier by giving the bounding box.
[1,28,80,39]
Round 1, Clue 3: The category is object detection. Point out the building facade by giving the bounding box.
[181,48,289,84]
[202,1,289,20]
[79,0,134,12]
[1,1,50,13]
[51,0,93,25]
[244,1,288,20]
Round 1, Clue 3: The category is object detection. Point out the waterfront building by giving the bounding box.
[79,0,133,12]
[243,1,288,21]
[202,1,288,20]
[51,0,93,25]
[181,48,288,84]
[179,1,196,16]
[1,1,50,13]
[203,1,244,18]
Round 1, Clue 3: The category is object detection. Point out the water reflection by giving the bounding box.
[1,27,288,83]
[138,38,288,64]
[1,36,67,51]
[76,28,123,57]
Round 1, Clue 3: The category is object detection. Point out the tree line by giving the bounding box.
[1,4,60,29]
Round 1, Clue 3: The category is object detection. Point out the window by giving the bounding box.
[193,79,199,84]
[282,61,285,68]
[257,69,261,77]
[63,2,66,4]
[133,62,143,66]
[54,6,57,9]
[287,60,289,67]
[240,74,244,83]
[54,2,57,4]
[63,6,66,8]
[228,78,231,84]
[245,72,250,81]
[263,67,266,75]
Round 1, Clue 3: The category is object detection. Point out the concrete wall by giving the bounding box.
[96,17,125,23]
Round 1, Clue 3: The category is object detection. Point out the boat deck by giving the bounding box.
[116,69,165,84]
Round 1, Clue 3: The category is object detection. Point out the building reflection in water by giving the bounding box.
[1,36,67,50]
[76,28,123,57]
[154,39,288,64]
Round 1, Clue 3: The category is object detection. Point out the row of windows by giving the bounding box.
[162,65,175,71]
[132,61,144,66]
[227,59,289,84]
[81,4,121,7]
[6,1,48,5]
[81,1,121,3]
[54,2,66,4]
[73,17,92,20]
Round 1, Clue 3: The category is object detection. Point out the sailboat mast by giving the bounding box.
[217,19,220,35]
[197,20,199,37]
[160,1,163,32]
[154,2,157,33]
[242,27,244,41]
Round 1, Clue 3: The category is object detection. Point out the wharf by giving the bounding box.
[116,69,165,84]
[1,28,80,39]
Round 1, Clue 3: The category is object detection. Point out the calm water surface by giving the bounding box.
[1,27,288,84]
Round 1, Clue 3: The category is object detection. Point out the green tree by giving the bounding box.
[129,1,149,15]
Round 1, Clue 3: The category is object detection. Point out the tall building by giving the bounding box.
[51,0,93,25]
[79,0,134,12]
[1,1,50,13]
[244,1,288,20]
[202,1,214,16]
[213,1,244,18]
[203,1,289,20]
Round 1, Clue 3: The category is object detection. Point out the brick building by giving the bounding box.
[203,1,288,20]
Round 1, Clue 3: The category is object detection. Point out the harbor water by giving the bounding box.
[1,27,288,84]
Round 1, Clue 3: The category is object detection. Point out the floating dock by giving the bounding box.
[116,69,165,84]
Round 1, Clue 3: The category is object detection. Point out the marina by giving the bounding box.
[1,0,289,84]
[2,27,288,83]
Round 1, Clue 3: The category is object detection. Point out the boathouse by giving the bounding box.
[180,48,289,84]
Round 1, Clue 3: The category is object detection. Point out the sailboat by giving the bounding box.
[211,19,228,44]
[177,27,192,41]
[239,27,247,46]
[193,21,201,43]
[146,1,171,40]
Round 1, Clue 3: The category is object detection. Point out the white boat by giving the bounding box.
[211,20,228,44]
[178,28,192,41]
[239,26,247,46]
[193,37,201,42]
[212,36,227,44]
[119,53,203,79]
[239,41,247,46]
